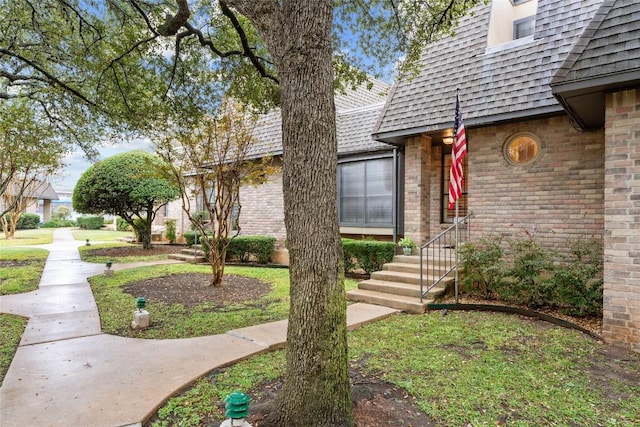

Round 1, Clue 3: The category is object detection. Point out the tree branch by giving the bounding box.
[0,48,97,107]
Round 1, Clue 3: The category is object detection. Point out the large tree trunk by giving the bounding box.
[257,1,353,426]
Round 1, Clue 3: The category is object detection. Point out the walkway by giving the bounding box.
[0,229,397,426]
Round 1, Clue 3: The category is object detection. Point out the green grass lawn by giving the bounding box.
[0,228,55,246]
[0,247,49,295]
[72,229,133,242]
[154,312,640,427]
[89,264,358,339]
[0,314,28,386]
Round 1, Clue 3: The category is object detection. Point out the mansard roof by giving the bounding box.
[373,0,603,143]
[551,0,640,129]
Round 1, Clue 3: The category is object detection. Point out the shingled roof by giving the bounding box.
[246,79,391,159]
[551,0,640,129]
[373,0,603,143]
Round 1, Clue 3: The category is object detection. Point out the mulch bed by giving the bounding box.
[123,273,271,309]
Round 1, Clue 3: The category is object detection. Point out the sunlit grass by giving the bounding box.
[72,229,133,242]
[0,247,49,295]
[0,228,55,246]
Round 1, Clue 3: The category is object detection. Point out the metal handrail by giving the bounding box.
[419,213,472,302]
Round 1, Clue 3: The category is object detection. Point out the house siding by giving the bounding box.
[237,159,286,247]
[468,115,605,250]
[603,88,640,352]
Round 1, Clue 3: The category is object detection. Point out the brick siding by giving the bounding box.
[467,115,605,250]
[603,89,640,352]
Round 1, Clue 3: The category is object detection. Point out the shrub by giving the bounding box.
[553,237,603,317]
[342,239,395,274]
[165,219,177,244]
[501,231,555,308]
[15,213,41,229]
[183,230,207,246]
[459,236,506,299]
[41,219,76,228]
[227,236,276,264]
[77,216,104,230]
[116,217,131,231]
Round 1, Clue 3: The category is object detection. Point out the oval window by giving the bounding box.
[504,133,539,164]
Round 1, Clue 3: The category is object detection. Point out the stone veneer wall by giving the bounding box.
[603,88,640,352]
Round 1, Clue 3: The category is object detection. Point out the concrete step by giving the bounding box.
[168,253,207,264]
[358,279,448,299]
[179,248,205,256]
[346,289,431,314]
[392,253,456,265]
[383,262,450,275]
[370,270,453,286]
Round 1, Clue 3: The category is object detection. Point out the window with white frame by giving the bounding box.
[338,157,393,226]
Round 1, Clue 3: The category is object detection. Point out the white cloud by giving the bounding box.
[53,139,155,191]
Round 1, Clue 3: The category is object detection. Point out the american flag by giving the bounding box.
[448,94,467,210]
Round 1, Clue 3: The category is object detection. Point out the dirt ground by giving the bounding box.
[103,245,619,426]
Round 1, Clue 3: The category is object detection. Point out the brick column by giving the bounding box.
[403,135,432,247]
[603,88,640,352]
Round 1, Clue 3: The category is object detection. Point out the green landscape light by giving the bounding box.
[225,392,250,419]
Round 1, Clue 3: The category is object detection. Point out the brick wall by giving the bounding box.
[603,88,640,352]
[466,115,605,251]
[404,135,432,248]
[237,158,287,247]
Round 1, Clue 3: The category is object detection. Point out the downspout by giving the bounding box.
[392,147,398,246]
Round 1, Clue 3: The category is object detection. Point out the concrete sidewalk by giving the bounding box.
[0,229,397,426]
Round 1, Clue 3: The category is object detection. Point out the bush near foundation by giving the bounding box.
[342,238,395,274]
[459,233,603,316]
[226,236,276,264]
[77,216,104,230]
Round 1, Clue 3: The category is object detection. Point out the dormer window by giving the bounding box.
[487,0,538,48]
[514,16,535,39]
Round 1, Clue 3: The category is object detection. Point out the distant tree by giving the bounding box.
[53,206,71,221]
[72,151,180,249]
[0,100,69,220]
[1,179,40,239]
[157,102,278,286]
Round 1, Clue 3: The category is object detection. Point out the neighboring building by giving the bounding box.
[162,79,395,246]
[372,0,639,351]
[4,181,59,223]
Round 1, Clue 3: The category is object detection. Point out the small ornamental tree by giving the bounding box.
[157,102,278,286]
[72,151,180,249]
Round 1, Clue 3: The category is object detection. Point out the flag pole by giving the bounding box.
[455,198,459,304]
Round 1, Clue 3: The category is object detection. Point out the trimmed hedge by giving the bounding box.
[16,213,40,229]
[77,216,104,230]
[227,236,276,264]
[342,238,395,274]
